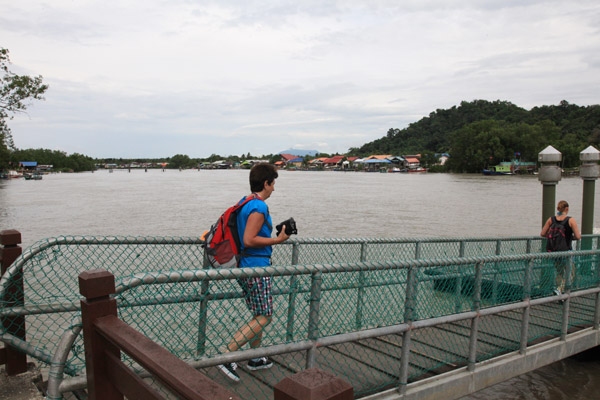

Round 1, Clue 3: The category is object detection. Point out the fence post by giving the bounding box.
[455,241,465,313]
[355,242,367,330]
[79,269,123,400]
[520,259,534,354]
[594,237,600,330]
[306,271,322,369]
[414,241,421,259]
[467,262,483,371]
[560,256,573,341]
[398,264,417,394]
[492,240,501,303]
[274,368,353,400]
[0,229,27,375]
[197,251,211,356]
[286,243,300,342]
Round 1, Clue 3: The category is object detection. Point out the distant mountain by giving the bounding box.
[279,149,319,157]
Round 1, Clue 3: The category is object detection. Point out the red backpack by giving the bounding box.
[202,194,263,268]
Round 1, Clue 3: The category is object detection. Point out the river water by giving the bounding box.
[1,169,599,399]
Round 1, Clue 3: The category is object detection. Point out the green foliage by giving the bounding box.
[349,100,600,172]
[445,120,562,172]
[168,154,194,169]
[427,164,448,173]
[418,151,440,168]
[10,148,95,172]
[1,48,48,169]
[269,154,282,164]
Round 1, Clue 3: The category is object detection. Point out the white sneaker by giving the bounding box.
[218,362,240,382]
[247,357,273,371]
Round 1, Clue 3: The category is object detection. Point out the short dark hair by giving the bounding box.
[249,163,278,192]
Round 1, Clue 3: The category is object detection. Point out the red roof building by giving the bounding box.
[280,153,297,162]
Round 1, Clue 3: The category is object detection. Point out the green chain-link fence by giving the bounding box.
[1,235,600,399]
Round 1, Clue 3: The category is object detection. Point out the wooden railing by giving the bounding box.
[79,269,354,400]
[79,269,241,400]
[0,229,27,375]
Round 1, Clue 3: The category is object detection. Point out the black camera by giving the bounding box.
[276,217,298,236]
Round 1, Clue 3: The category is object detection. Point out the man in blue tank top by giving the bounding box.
[218,163,290,382]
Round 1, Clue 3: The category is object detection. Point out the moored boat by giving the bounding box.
[24,172,43,180]
[483,159,537,175]
[7,170,23,179]
[482,164,513,175]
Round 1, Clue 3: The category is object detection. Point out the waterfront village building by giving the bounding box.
[279,153,298,163]
[18,161,38,171]
[363,155,392,161]
[288,157,304,168]
[277,153,303,168]
[308,157,327,169]
[306,155,422,171]
[308,156,356,170]
[323,155,345,169]
[438,153,450,165]
[240,160,269,169]
[404,156,421,169]
[210,160,231,169]
[355,155,392,171]
[88,154,432,172]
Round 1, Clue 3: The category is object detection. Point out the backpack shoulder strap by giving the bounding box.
[233,193,262,210]
[563,216,572,230]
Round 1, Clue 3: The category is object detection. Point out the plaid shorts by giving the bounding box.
[237,277,273,317]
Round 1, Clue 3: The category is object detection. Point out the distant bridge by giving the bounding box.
[1,235,599,399]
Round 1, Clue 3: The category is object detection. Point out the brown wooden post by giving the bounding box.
[0,229,27,375]
[274,368,353,400]
[79,269,123,400]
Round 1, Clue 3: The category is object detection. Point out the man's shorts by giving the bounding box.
[237,277,273,317]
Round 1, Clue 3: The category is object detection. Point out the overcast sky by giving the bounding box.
[2,0,599,158]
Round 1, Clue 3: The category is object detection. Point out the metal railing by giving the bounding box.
[0,234,599,399]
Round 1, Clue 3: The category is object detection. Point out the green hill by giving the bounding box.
[348,100,600,172]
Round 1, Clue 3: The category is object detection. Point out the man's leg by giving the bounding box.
[556,259,567,293]
[219,277,273,381]
[227,315,272,352]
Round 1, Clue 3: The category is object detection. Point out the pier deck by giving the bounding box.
[202,295,595,399]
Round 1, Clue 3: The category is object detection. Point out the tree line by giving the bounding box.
[348,99,600,172]
[6,101,600,174]
[9,148,96,172]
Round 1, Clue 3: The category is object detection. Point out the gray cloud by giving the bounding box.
[4,0,600,158]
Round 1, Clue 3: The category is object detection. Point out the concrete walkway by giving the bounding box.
[0,364,44,400]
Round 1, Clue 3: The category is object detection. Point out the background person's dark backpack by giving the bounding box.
[202,194,263,268]
[546,216,571,252]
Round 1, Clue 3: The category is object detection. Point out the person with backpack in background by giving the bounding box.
[540,200,581,297]
[217,162,290,382]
